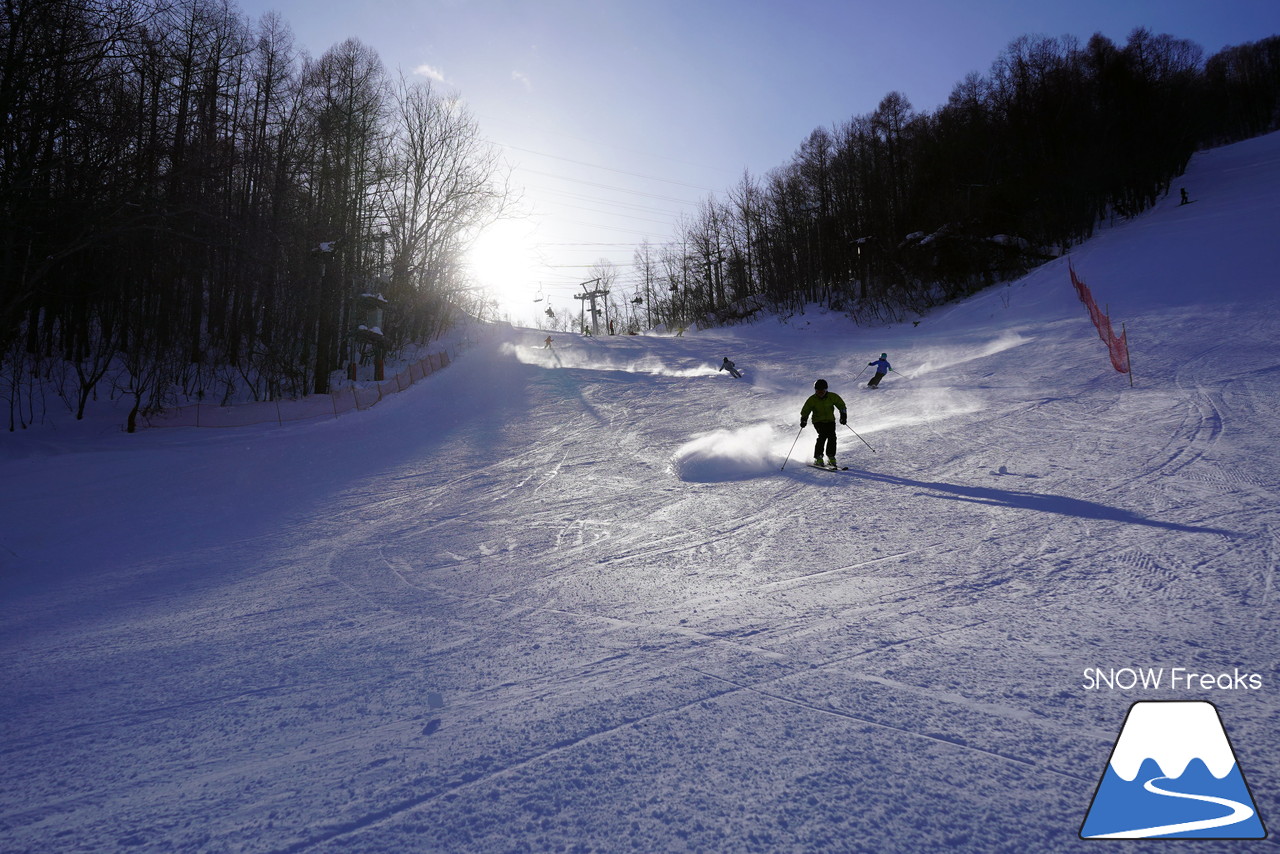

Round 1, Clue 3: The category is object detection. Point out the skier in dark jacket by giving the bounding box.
[867,354,891,388]
[719,357,742,378]
[800,379,847,468]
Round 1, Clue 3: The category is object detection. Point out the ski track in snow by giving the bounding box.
[3,134,1280,852]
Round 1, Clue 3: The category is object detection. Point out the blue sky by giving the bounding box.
[233,0,1280,323]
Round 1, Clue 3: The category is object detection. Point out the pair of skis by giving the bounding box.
[782,424,875,472]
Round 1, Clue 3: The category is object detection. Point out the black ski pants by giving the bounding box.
[867,372,886,387]
[812,421,837,459]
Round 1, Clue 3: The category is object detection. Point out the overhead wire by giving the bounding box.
[475,117,739,178]
[516,168,702,205]
[526,184,690,217]
[473,127,734,311]
[499,143,715,192]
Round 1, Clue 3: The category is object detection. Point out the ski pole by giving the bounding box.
[853,364,869,382]
[781,425,804,470]
[843,422,876,453]
[890,368,912,382]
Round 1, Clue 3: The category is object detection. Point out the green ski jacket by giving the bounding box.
[801,392,847,423]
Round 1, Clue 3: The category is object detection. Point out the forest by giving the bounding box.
[1,0,510,430]
[601,28,1280,333]
[2,1,1279,428]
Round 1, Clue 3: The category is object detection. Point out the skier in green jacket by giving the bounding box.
[800,379,847,468]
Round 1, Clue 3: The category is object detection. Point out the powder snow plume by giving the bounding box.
[502,342,717,377]
[911,330,1030,376]
[672,423,780,482]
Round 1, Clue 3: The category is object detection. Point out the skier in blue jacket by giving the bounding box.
[867,353,891,388]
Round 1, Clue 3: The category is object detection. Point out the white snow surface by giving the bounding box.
[1108,702,1237,782]
[3,132,1280,852]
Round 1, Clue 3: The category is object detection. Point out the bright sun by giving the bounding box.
[467,218,542,313]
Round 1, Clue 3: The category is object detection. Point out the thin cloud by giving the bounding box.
[412,64,446,83]
[511,70,533,92]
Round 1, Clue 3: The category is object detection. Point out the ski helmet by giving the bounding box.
[814,379,828,391]
[880,353,887,359]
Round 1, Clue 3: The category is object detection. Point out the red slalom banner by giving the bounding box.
[1070,264,1131,377]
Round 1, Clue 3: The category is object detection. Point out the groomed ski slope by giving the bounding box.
[3,131,1279,853]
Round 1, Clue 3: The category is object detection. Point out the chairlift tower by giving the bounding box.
[573,278,609,335]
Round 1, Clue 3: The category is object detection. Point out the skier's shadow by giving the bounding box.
[844,468,1241,536]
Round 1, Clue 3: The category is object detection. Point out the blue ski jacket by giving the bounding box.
[868,358,891,375]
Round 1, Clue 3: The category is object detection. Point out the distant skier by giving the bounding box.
[1180,187,1190,205]
[543,336,553,349]
[866,353,891,388]
[800,379,847,468]
[719,357,742,378]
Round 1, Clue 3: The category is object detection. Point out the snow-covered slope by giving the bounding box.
[3,132,1279,853]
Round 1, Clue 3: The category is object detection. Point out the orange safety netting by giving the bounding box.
[144,350,453,429]
[1070,264,1130,374]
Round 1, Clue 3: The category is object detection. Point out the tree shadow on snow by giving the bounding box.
[844,468,1242,537]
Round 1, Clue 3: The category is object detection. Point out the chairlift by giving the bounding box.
[631,296,643,305]
[533,284,545,303]
[544,306,555,318]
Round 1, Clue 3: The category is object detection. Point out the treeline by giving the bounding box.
[1,0,508,430]
[621,29,1280,331]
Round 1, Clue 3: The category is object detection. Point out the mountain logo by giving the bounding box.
[1081,701,1266,840]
